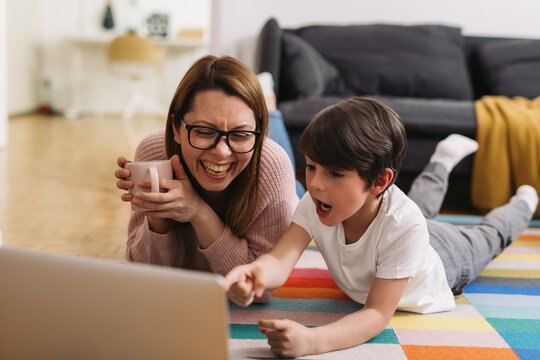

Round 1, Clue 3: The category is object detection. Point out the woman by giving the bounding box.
[115,56,298,299]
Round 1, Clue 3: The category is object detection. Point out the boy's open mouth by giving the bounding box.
[319,201,332,211]
[315,199,332,218]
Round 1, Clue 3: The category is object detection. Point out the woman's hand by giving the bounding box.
[259,319,317,358]
[131,155,207,225]
[115,156,133,202]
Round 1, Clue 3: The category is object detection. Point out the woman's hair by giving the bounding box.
[299,97,407,191]
[165,55,268,235]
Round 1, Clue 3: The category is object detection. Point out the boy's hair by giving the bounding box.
[299,97,407,190]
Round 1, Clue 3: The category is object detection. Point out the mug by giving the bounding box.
[125,160,173,211]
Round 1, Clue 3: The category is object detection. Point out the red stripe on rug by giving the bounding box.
[272,287,351,301]
[517,234,540,241]
[401,345,520,360]
[290,268,332,279]
[283,277,339,289]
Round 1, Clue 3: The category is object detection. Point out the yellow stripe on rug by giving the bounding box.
[479,268,540,278]
[494,253,540,261]
[390,315,494,331]
[455,295,471,305]
[511,241,540,248]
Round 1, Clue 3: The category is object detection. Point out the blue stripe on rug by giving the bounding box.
[474,305,540,319]
[434,214,540,227]
[465,293,539,306]
[514,348,540,360]
[486,318,540,352]
[229,323,398,344]
[464,284,540,295]
[498,332,540,350]
[229,298,363,314]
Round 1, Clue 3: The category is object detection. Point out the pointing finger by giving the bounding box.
[224,267,247,291]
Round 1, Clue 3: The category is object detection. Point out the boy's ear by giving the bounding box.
[369,168,394,196]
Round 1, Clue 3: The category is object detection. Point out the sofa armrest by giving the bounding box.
[255,18,282,100]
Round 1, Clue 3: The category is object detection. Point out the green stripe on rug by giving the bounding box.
[229,324,266,339]
[366,329,399,344]
[229,324,399,344]
[486,318,540,333]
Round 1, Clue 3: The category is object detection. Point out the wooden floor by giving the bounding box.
[0,113,165,259]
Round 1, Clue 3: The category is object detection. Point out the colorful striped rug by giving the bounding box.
[228,220,540,359]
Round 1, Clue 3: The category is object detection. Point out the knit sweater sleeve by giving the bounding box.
[197,138,299,275]
[125,130,185,266]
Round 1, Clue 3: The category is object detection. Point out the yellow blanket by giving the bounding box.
[472,96,540,217]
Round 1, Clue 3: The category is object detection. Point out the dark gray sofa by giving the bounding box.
[256,18,540,211]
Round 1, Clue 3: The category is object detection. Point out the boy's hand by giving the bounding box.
[258,319,316,358]
[224,264,266,306]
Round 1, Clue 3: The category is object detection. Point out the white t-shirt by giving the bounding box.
[292,185,455,314]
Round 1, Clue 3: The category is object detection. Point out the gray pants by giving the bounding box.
[407,162,532,295]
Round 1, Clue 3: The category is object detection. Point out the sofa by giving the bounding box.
[256,18,540,211]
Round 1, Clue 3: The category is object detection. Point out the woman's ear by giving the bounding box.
[370,168,394,196]
[171,114,181,144]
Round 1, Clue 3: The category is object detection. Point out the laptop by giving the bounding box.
[0,245,245,360]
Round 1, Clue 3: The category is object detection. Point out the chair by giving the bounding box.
[107,33,165,123]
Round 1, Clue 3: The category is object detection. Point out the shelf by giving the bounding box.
[66,35,207,50]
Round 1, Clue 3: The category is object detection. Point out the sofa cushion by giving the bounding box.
[371,96,477,138]
[281,95,476,138]
[293,24,473,100]
[476,40,540,99]
[280,32,346,100]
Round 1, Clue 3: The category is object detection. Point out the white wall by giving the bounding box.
[0,0,8,148]
[6,0,211,116]
[210,0,540,70]
[5,0,540,117]
[6,0,42,115]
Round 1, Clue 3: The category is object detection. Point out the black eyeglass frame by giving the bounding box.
[179,118,261,154]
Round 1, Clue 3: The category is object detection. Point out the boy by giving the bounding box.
[224,97,537,358]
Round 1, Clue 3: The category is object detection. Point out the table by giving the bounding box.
[65,35,207,118]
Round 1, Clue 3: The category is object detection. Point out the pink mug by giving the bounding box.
[125,160,173,211]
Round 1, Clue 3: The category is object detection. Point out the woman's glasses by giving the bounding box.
[180,119,260,154]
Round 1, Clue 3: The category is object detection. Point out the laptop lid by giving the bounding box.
[0,246,231,360]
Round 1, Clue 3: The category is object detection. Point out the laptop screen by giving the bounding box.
[0,246,231,360]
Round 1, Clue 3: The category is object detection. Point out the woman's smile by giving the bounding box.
[201,160,233,179]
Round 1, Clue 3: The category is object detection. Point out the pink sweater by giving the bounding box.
[126,130,298,277]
